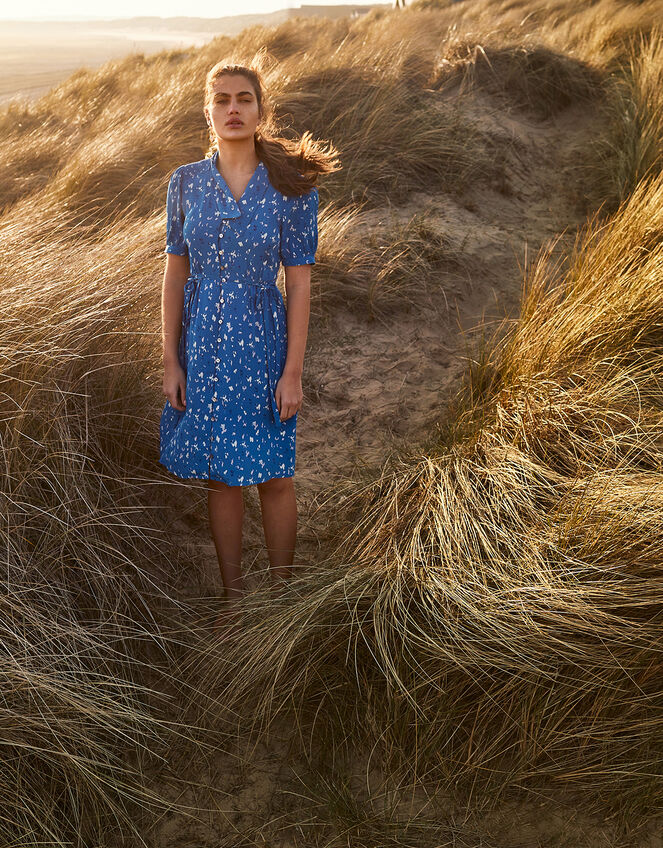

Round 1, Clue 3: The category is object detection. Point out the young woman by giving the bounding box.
[159,63,337,634]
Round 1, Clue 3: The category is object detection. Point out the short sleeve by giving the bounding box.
[279,187,319,267]
[164,167,188,256]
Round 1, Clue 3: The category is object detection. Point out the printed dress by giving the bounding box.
[159,150,319,486]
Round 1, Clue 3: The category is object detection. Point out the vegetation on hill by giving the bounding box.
[0,0,661,844]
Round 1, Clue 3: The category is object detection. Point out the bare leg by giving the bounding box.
[256,475,297,593]
[208,480,245,634]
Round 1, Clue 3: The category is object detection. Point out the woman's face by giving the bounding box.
[205,75,261,143]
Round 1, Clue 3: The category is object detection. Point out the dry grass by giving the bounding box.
[588,29,663,210]
[1,0,662,845]
[181,79,663,847]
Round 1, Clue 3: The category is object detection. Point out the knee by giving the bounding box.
[208,479,245,501]
[208,478,245,491]
[257,475,293,496]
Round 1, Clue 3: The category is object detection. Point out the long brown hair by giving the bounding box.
[204,63,340,197]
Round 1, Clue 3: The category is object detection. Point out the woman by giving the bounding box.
[159,63,338,633]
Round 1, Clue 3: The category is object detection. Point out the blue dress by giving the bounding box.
[159,151,319,486]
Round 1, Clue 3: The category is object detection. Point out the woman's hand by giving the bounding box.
[275,370,303,422]
[163,362,187,412]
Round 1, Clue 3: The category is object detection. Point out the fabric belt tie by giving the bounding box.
[248,280,283,427]
[179,275,200,373]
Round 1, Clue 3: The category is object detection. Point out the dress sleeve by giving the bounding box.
[164,167,189,256]
[279,187,319,267]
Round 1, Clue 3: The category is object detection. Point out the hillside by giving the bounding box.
[0,0,662,846]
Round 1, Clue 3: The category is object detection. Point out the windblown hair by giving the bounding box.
[204,63,340,197]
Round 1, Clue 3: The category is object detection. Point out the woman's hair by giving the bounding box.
[204,62,340,197]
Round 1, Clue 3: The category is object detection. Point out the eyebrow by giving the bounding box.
[213,91,254,96]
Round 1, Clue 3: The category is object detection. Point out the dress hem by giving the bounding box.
[158,458,294,487]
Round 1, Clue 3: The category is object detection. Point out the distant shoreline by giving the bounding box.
[0,7,384,107]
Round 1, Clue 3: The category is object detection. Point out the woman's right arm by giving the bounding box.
[162,253,189,411]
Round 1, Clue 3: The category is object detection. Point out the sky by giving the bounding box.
[0,0,379,19]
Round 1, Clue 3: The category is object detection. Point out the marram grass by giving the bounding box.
[183,172,663,825]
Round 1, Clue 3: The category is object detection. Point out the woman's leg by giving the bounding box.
[256,475,297,591]
[208,479,246,602]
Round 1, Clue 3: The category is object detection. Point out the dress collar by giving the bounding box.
[209,151,269,221]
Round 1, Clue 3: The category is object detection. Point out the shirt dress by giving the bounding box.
[159,150,319,486]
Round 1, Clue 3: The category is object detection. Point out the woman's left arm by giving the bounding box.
[276,186,319,421]
[282,266,311,380]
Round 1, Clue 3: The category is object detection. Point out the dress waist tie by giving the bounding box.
[179,275,201,373]
[248,280,284,428]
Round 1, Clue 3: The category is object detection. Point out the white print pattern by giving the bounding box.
[159,151,319,486]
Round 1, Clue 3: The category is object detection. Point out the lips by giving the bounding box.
[226,121,243,126]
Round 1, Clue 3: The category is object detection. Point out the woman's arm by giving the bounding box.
[162,252,190,410]
[276,185,318,421]
[275,265,311,422]
[283,264,311,379]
